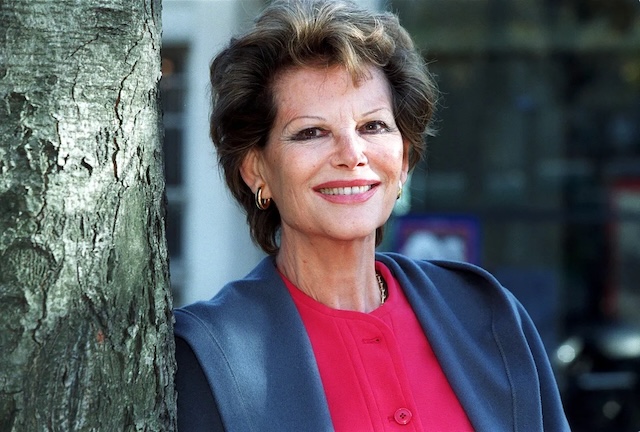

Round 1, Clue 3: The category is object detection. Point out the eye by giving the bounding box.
[361,121,391,134]
[290,127,329,141]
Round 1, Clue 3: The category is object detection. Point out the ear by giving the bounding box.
[240,148,268,194]
[400,139,410,184]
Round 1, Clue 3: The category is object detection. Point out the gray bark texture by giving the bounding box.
[0,0,176,430]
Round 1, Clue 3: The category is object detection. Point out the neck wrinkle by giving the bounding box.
[276,232,380,312]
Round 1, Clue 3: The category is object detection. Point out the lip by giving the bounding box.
[314,179,379,189]
[313,179,379,204]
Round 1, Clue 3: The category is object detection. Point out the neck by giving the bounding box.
[276,231,381,313]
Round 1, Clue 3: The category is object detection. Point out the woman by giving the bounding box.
[174,1,570,430]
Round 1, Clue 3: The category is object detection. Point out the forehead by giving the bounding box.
[271,64,392,109]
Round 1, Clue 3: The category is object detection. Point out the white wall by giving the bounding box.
[163,0,265,305]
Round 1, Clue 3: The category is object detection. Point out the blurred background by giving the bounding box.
[160,1,640,430]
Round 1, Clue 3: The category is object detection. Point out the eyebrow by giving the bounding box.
[282,107,392,129]
[284,115,325,126]
[362,107,392,117]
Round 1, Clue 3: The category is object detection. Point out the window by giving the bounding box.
[391,0,640,327]
[160,45,188,306]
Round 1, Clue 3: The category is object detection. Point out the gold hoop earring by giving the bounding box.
[255,187,271,210]
[397,181,403,200]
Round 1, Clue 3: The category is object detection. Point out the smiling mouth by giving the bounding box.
[318,185,373,195]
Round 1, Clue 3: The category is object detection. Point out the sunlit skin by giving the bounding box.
[241,65,408,312]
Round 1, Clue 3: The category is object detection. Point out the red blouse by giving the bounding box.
[281,262,475,431]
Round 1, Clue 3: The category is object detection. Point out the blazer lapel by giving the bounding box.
[377,253,544,432]
[175,256,334,432]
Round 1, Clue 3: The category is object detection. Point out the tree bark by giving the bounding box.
[0,1,176,430]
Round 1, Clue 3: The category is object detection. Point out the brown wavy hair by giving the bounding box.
[209,0,438,255]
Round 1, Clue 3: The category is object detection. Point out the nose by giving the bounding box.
[332,130,367,169]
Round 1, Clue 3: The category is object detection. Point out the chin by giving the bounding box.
[324,224,382,243]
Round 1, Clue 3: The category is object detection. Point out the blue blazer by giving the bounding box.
[174,253,570,431]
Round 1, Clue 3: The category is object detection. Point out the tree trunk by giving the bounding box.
[0,1,176,430]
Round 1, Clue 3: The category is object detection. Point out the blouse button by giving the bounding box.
[394,408,413,425]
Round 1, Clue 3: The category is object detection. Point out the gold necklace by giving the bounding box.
[376,272,387,305]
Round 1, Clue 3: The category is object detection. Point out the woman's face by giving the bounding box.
[245,64,408,245]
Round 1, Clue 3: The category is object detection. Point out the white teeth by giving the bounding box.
[319,185,372,195]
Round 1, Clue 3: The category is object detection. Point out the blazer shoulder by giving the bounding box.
[173,256,283,343]
[378,252,513,298]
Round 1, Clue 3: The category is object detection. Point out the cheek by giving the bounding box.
[383,141,406,171]
[269,156,310,194]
